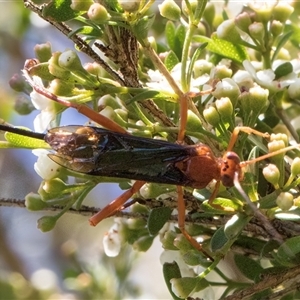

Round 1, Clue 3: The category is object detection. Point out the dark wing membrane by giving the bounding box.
[46,126,193,185]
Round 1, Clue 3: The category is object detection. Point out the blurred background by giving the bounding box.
[0,2,170,299]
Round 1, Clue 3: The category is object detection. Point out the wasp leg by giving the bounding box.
[176,186,213,260]
[89,181,146,226]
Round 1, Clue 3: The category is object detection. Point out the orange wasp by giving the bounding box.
[1,68,298,259]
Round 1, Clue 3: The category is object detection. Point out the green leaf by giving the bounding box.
[162,262,182,300]
[272,31,293,63]
[166,21,176,50]
[147,207,172,236]
[42,0,83,22]
[234,254,263,282]
[132,14,155,41]
[4,130,48,149]
[132,235,154,252]
[224,213,251,240]
[193,35,248,63]
[165,50,180,71]
[259,190,281,209]
[274,62,293,79]
[170,277,198,299]
[210,227,228,252]
[186,43,208,87]
[174,24,186,59]
[275,236,300,267]
[125,90,160,105]
[69,26,103,39]
[201,197,242,213]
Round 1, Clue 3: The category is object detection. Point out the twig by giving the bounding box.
[223,265,300,300]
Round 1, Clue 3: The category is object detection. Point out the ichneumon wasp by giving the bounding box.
[2,66,300,261]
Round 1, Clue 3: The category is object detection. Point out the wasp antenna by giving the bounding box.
[0,124,45,140]
[240,143,300,168]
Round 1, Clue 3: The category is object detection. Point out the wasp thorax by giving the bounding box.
[45,126,100,158]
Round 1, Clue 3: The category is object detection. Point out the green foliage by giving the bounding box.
[2,0,300,299]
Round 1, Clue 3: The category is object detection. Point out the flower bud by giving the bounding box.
[273,2,294,23]
[276,192,294,211]
[119,0,140,12]
[249,22,265,42]
[25,192,47,211]
[262,164,280,188]
[235,12,252,33]
[249,85,269,113]
[99,106,127,127]
[212,65,233,80]
[270,133,288,146]
[37,215,58,232]
[48,52,71,79]
[148,36,157,52]
[212,78,240,107]
[215,97,233,123]
[9,73,30,93]
[87,3,110,23]
[267,139,286,163]
[14,94,35,115]
[239,86,268,119]
[98,95,122,110]
[115,108,128,122]
[270,20,283,37]
[186,110,202,132]
[34,42,52,63]
[70,0,93,11]
[216,19,242,43]
[291,157,300,177]
[193,60,213,78]
[294,196,300,207]
[205,107,221,128]
[58,50,84,71]
[84,62,102,77]
[49,78,74,96]
[250,3,273,23]
[158,0,181,21]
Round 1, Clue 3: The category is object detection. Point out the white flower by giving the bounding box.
[103,222,121,257]
[31,89,56,132]
[232,70,254,91]
[146,63,210,94]
[33,149,61,180]
[243,60,297,92]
